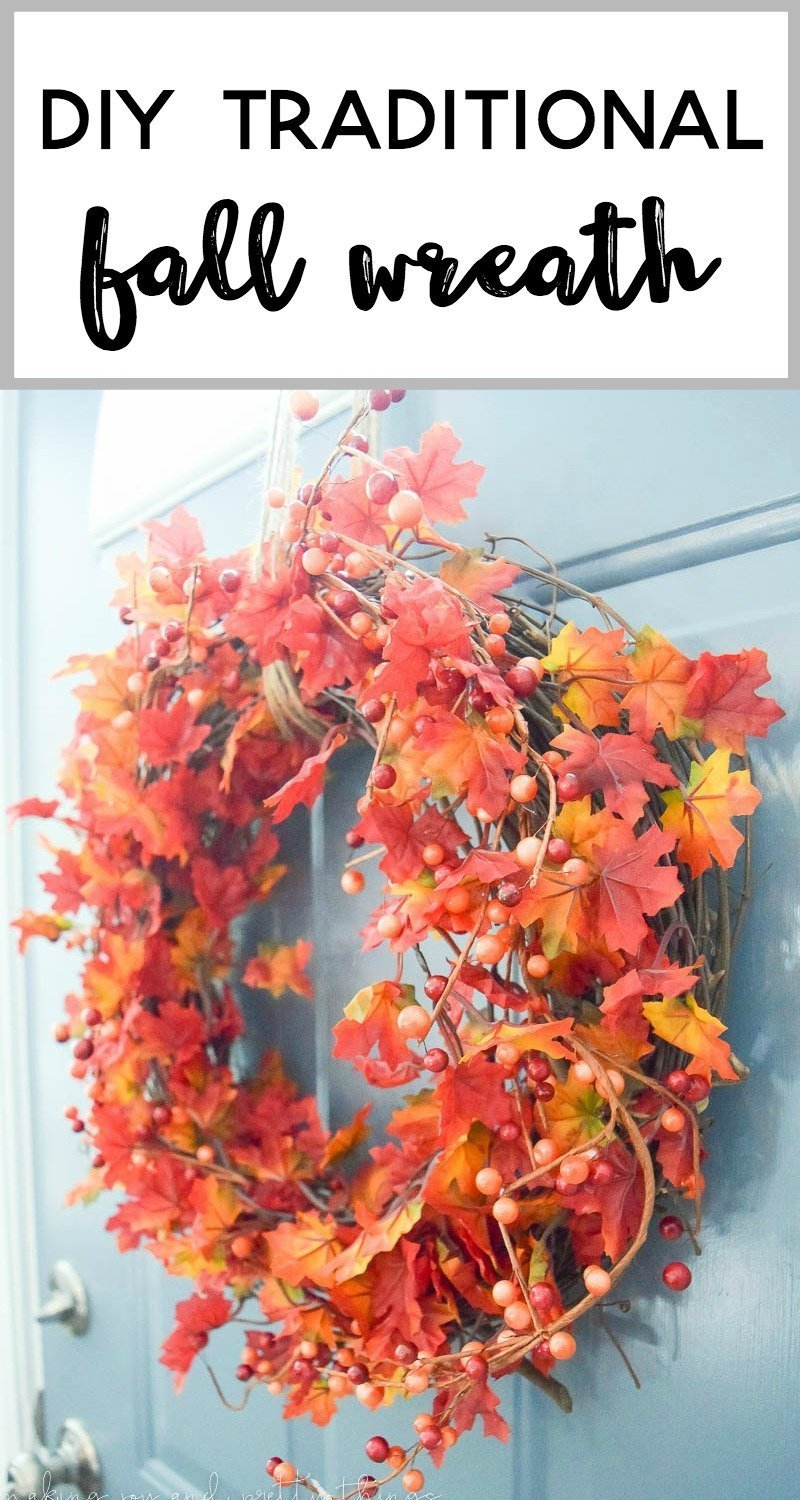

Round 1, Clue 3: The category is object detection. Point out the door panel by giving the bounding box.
[15,389,800,1500]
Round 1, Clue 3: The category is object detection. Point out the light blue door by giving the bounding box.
[14,389,800,1500]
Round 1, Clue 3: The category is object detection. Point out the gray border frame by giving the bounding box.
[2,3,793,388]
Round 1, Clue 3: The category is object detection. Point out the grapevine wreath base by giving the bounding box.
[14,392,783,1499]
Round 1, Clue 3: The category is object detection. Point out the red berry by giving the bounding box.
[534,1080,555,1101]
[219,568,242,594]
[349,434,369,454]
[425,1048,449,1073]
[364,1434,390,1458]
[506,665,537,697]
[345,830,365,848]
[361,698,386,724]
[419,1427,442,1451]
[591,1160,615,1185]
[143,652,160,672]
[464,1354,488,1380]
[394,1342,418,1363]
[329,588,358,617]
[83,1007,102,1027]
[371,763,396,790]
[152,1104,172,1128]
[497,881,522,907]
[665,1068,691,1096]
[546,837,571,864]
[366,471,399,505]
[684,1077,710,1103]
[348,1363,369,1385]
[557,772,581,801]
[424,975,447,1002]
[71,1118,85,1133]
[73,1038,94,1061]
[659,1215,684,1241]
[265,1458,281,1477]
[389,389,406,403]
[662,1260,692,1291]
[369,389,391,411]
[499,1122,520,1143]
[235,1363,254,1381]
[526,1056,551,1084]
[359,1479,378,1498]
[162,619,184,644]
[530,1282,555,1312]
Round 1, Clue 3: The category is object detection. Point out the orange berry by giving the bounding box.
[441,1426,457,1449]
[562,857,590,886]
[388,490,424,529]
[404,1369,429,1393]
[328,1372,350,1396]
[492,1196,520,1225]
[387,1446,406,1469]
[475,1166,503,1197]
[196,1144,215,1164]
[267,486,286,509]
[525,954,551,979]
[403,1471,425,1494]
[487,899,507,924]
[444,887,471,914]
[486,705,515,736]
[488,611,511,635]
[516,836,543,869]
[532,1137,560,1166]
[230,1234,254,1259]
[661,1106,686,1134]
[485,634,506,659]
[559,1155,590,1186]
[289,389,319,422]
[491,1279,518,1307]
[301,546,329,576]
[377,911,404,939]
[345,552,372,579]
[495,1042,520,1069]
[503,1301,533,1332]
[422,842,444,867]
[341,869,365,895]
[396,1005,431,1040]
[474,933,507,966]
[355,1382,382,1409]
[412,1413,435,1434]
[549,1331,577,1361]
[605,1069,626,1097]
[510,774,538,803]
[572,1060,595,1085]
[584,1265,613,1297]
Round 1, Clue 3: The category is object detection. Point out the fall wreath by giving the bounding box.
[13,392,783,1499]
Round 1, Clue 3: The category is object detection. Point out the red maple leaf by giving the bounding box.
[191,857,251,927]
[384,423,485,524]
[590,823,681,954]
[139,698,211,767]
[325,471,392,545]
[130,998,206,1067]
[683,648,784,754]
[160,1288,232,1389]
[551,726,678,820]
[143,506,206,568]
[377,574,473,707]
[568,1140,644,1262]
[227,565,300,667]
[599,972,652,1051]
[332,981,421,1088]
[356,802,466,881]
[264,733,347,822]
[7,796,60,823]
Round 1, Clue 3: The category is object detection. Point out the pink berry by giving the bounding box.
[369,389,391,411]
[389,389,406,403]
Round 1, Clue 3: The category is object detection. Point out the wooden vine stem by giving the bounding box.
[11,390,783,1499]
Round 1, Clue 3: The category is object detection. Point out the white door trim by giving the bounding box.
[0,390,44,1464]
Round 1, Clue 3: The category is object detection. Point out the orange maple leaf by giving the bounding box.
[619,626,694,740]
[660,749,760,876]
[265,1210,344,1286]
[383,422,485,524]
[243,939,314,999]
[542,623,629,729]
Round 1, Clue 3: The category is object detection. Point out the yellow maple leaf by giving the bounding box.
[642,993,737,1081]
[660,749,760,876]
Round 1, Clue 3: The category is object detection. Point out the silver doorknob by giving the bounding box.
[7,1417,102,1500]
[36,1261,89,1335]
